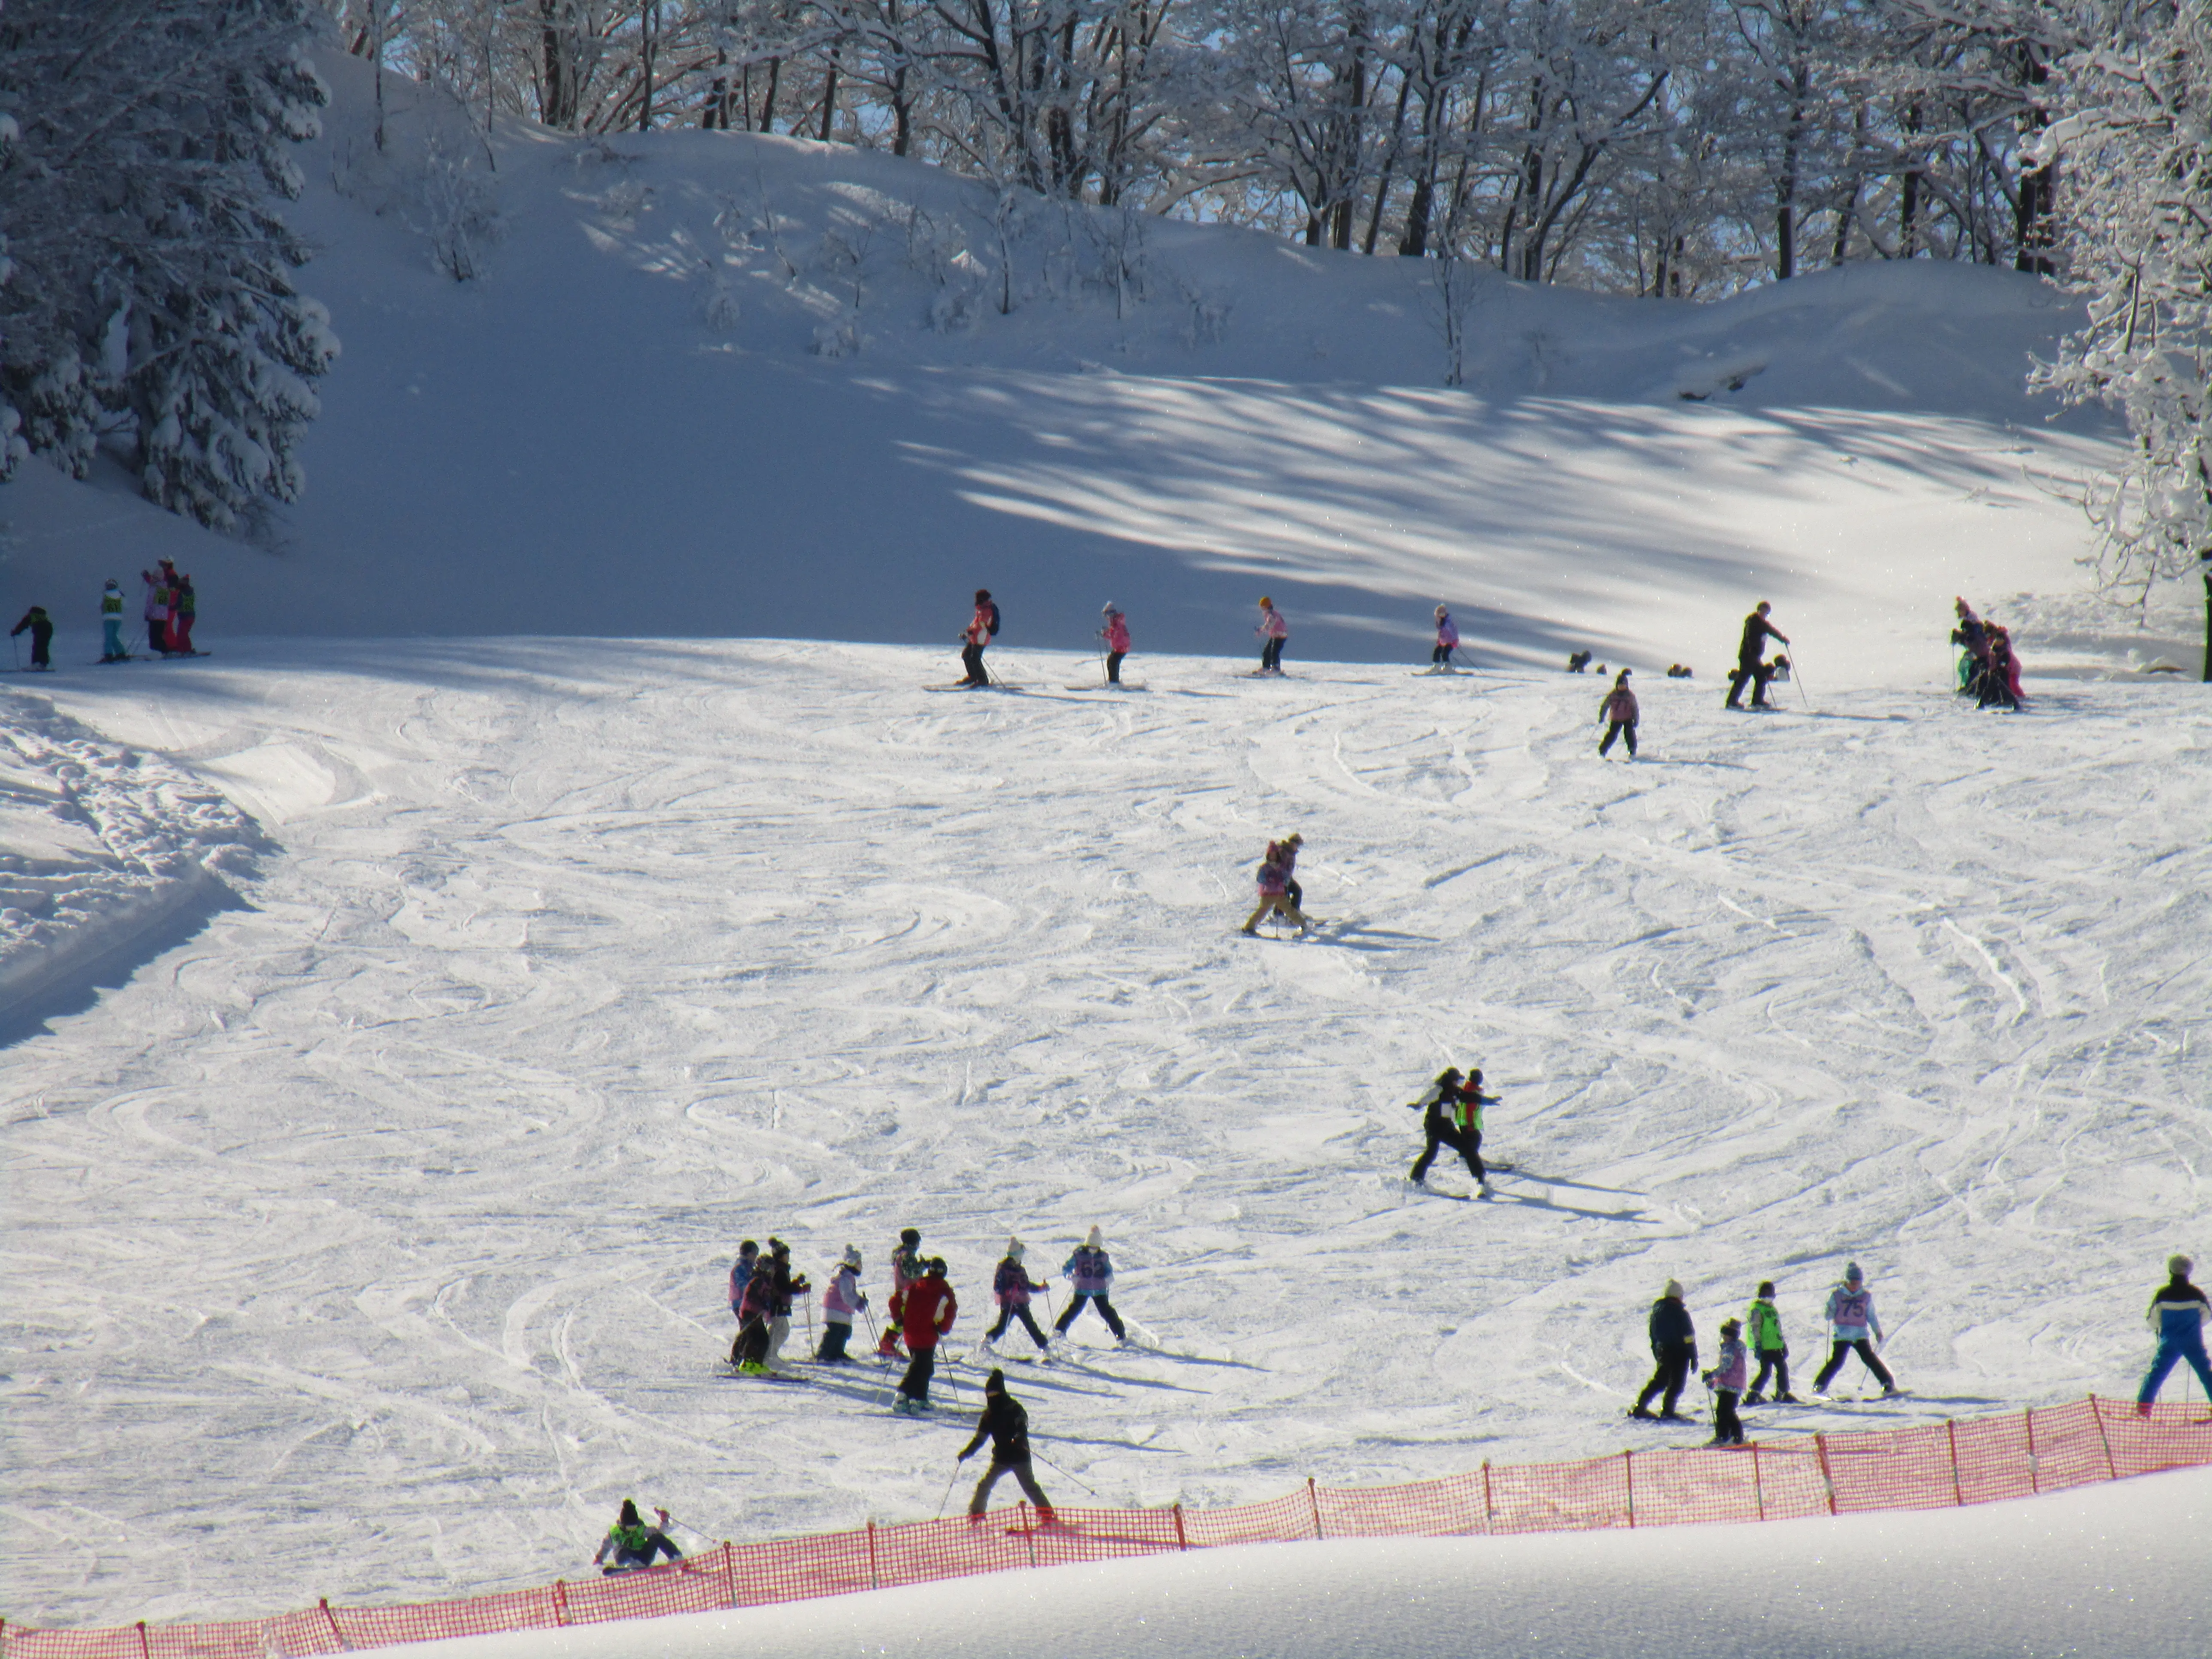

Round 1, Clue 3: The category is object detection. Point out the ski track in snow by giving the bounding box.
[1,640,2206,1625]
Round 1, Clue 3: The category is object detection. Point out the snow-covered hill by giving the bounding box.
[2,54,2196,678]
[4,638,2205,1629]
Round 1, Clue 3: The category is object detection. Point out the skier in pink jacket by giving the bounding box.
[1431,605,1460,667]
[1255,597,1288,674]
[1598,669,1639,758]
[1100,605,1131,684]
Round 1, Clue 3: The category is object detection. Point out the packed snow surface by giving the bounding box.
[3,639,2206,1632]
[407,1466,2212,1659]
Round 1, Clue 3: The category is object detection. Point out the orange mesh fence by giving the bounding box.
[6,1398,2205,1658]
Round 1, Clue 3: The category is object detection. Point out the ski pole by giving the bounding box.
[654,1507,719,1545]
[804,1296,814,1356]
[936,1465,962,1519]
[1028,1446,1097,1497]
[1793,652,1811,710]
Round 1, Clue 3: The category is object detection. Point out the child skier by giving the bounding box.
[894,1257,957,1413]
[1431,605,1460,668]
[1742,1280,1797,1403]
[730,1254,777,1373]
[592,1500,682,1573]
[1631,1281,1698,1420]
[1101,605,1130,684]
[1053,1227,1127,1342]
[1240,852,1309,936]
[763,1237,809,1370]
[2136,1254,2212,1414]
[984,1237,1052,1355]
[1598,669,1638,757]
[9,605,53,670]
[172,574,197,654]
[960,1369,1053,1522]
[1266,832,1304,909]
[727,1240,759,1319]
[1704,1318,1749,1444]
[141,569,167,654]
[1255,596,1288,674]
[818,1245,866,1362]
[880,1227,925,1356]
[100,580,126,660]
[1811,1263,1898,1396]
[958,589,999,687]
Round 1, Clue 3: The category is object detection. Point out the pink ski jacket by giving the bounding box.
[1436,614,1460,648]
[1104,614,1130,653]
[1601,686,1639,723]
[1258,605,1288,640]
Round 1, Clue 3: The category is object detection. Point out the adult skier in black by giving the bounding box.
[1630,1280,1698,1419]
[1407,1067,1491,1192]
[959,1369,1054,1521]
[1726,602,1790,709]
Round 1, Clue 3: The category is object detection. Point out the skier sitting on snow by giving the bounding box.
[1240,854,1309,936]
[1703,1319,1750,1445]
[1101,605,1131,685]
[1408,1067,1490,1192]
[894,1257,958,1413]
[1811,1263,1898,1396]
[960,1368,1054,1521]
[818,1245,866,1363]
[880,1227,925,1356]
[984,1237,1052,1355]
[2136,1254,2212,1416]
[1742,1281,1796,1404]
[1053,1227,1127,1342]
[9,606,54,670]
[593,1500,682,1573]
[1598,669,1638,758]
[1631,1281,1698,1420]
[1432,605,1460,667]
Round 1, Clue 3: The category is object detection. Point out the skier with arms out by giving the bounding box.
[1053,1227,1127,1343]
[1100,605,1130,685]
[1811,1263,1898,1397]
[894,1256,957,1413]
[1407,1067,1491,1194]
[2136,1254,2212,1415]
[1631,1280,1698,1420]
[817,1245,866,1363]
[983,1237,1052,1357]
[1597,668,1638,758]
[1742,1280,1797,1404]
[592,1500,682,1573]
[960,1368,1054,1523]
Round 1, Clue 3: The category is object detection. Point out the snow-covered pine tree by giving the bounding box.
[2029,0,2212,678]
[0,0,338,533]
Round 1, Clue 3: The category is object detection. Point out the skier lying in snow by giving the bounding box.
[593,1501,682,1573]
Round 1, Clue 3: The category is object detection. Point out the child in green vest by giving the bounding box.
[1742,1280,1798,1403]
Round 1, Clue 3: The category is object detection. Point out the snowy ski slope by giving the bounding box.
[4,638,2206,1629]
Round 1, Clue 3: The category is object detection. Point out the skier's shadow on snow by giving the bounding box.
[1629,758,1752,771]
[1805,711,1913,723]
[1314,923,1437,952]
[1490,1190,1656,1224]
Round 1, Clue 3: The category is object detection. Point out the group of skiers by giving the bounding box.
[1635,1265,1898,1445]
[1406,1066,1498,1194]
[726,1224,1130,1417]
[1951,597,2026,710]
[7,565,201,672]
[1240,832,1308,936]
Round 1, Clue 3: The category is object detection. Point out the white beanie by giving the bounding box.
[1086,1226,1104,1249]
[2171,1255,2194,1279]
[1663,1279,1683,1300]
[1006,1237,1024,1262]
[841,1244,861,1269]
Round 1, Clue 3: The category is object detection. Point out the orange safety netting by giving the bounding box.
[7,1397,2206,1659]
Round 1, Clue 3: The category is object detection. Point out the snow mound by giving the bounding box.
[0,691,264,1027]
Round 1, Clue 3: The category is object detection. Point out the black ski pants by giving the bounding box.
[1260,637,1285,672]
[1749,1349,1790,1398]
[1410,1119,1483,1183]
[960,642,987,684]
[988,1304,1051,1349]
[969,1455,1051,1515]
[899,1343,938,1401]
[1106,650,1125,684]
[731,1316,769,1367]
[816,1320,853,1362]
[1054,1292,1125,1340]
[1636,1343,1695,1415]
[1598,720,1637,757]
[1431,644,1453,665]
[1726,662,1773,708]
[1814,1339,1894,1393]
[1713,1389,1744,1444]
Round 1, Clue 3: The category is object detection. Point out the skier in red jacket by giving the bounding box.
[894,1257,958,1413]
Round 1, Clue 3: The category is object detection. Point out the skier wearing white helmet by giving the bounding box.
[1812,1263,1898,1396]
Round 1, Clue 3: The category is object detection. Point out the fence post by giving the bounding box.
[552,1581,568,1628]
[1018,1503,1038,1567]
[136,1622,152,1659]
[1623,1450,1635,1528]
[1814,1434,1838,1515]
[868,1519,880,1589]
[1946,1419,1964,1506]
[318,1600,346,1652]
[1482,1461,1494,1528]
[1172,1503,1188,1552]
[2089,1395,2118,1480]
[1750,1444,1765,1522]
[1307,1477,1324,1539]
[2025,1408,2040,1495]
[721,1540,738,1609]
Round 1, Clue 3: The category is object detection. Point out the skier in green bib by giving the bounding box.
[1742,1280,1797,1403]
[592,1499,682,1573]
